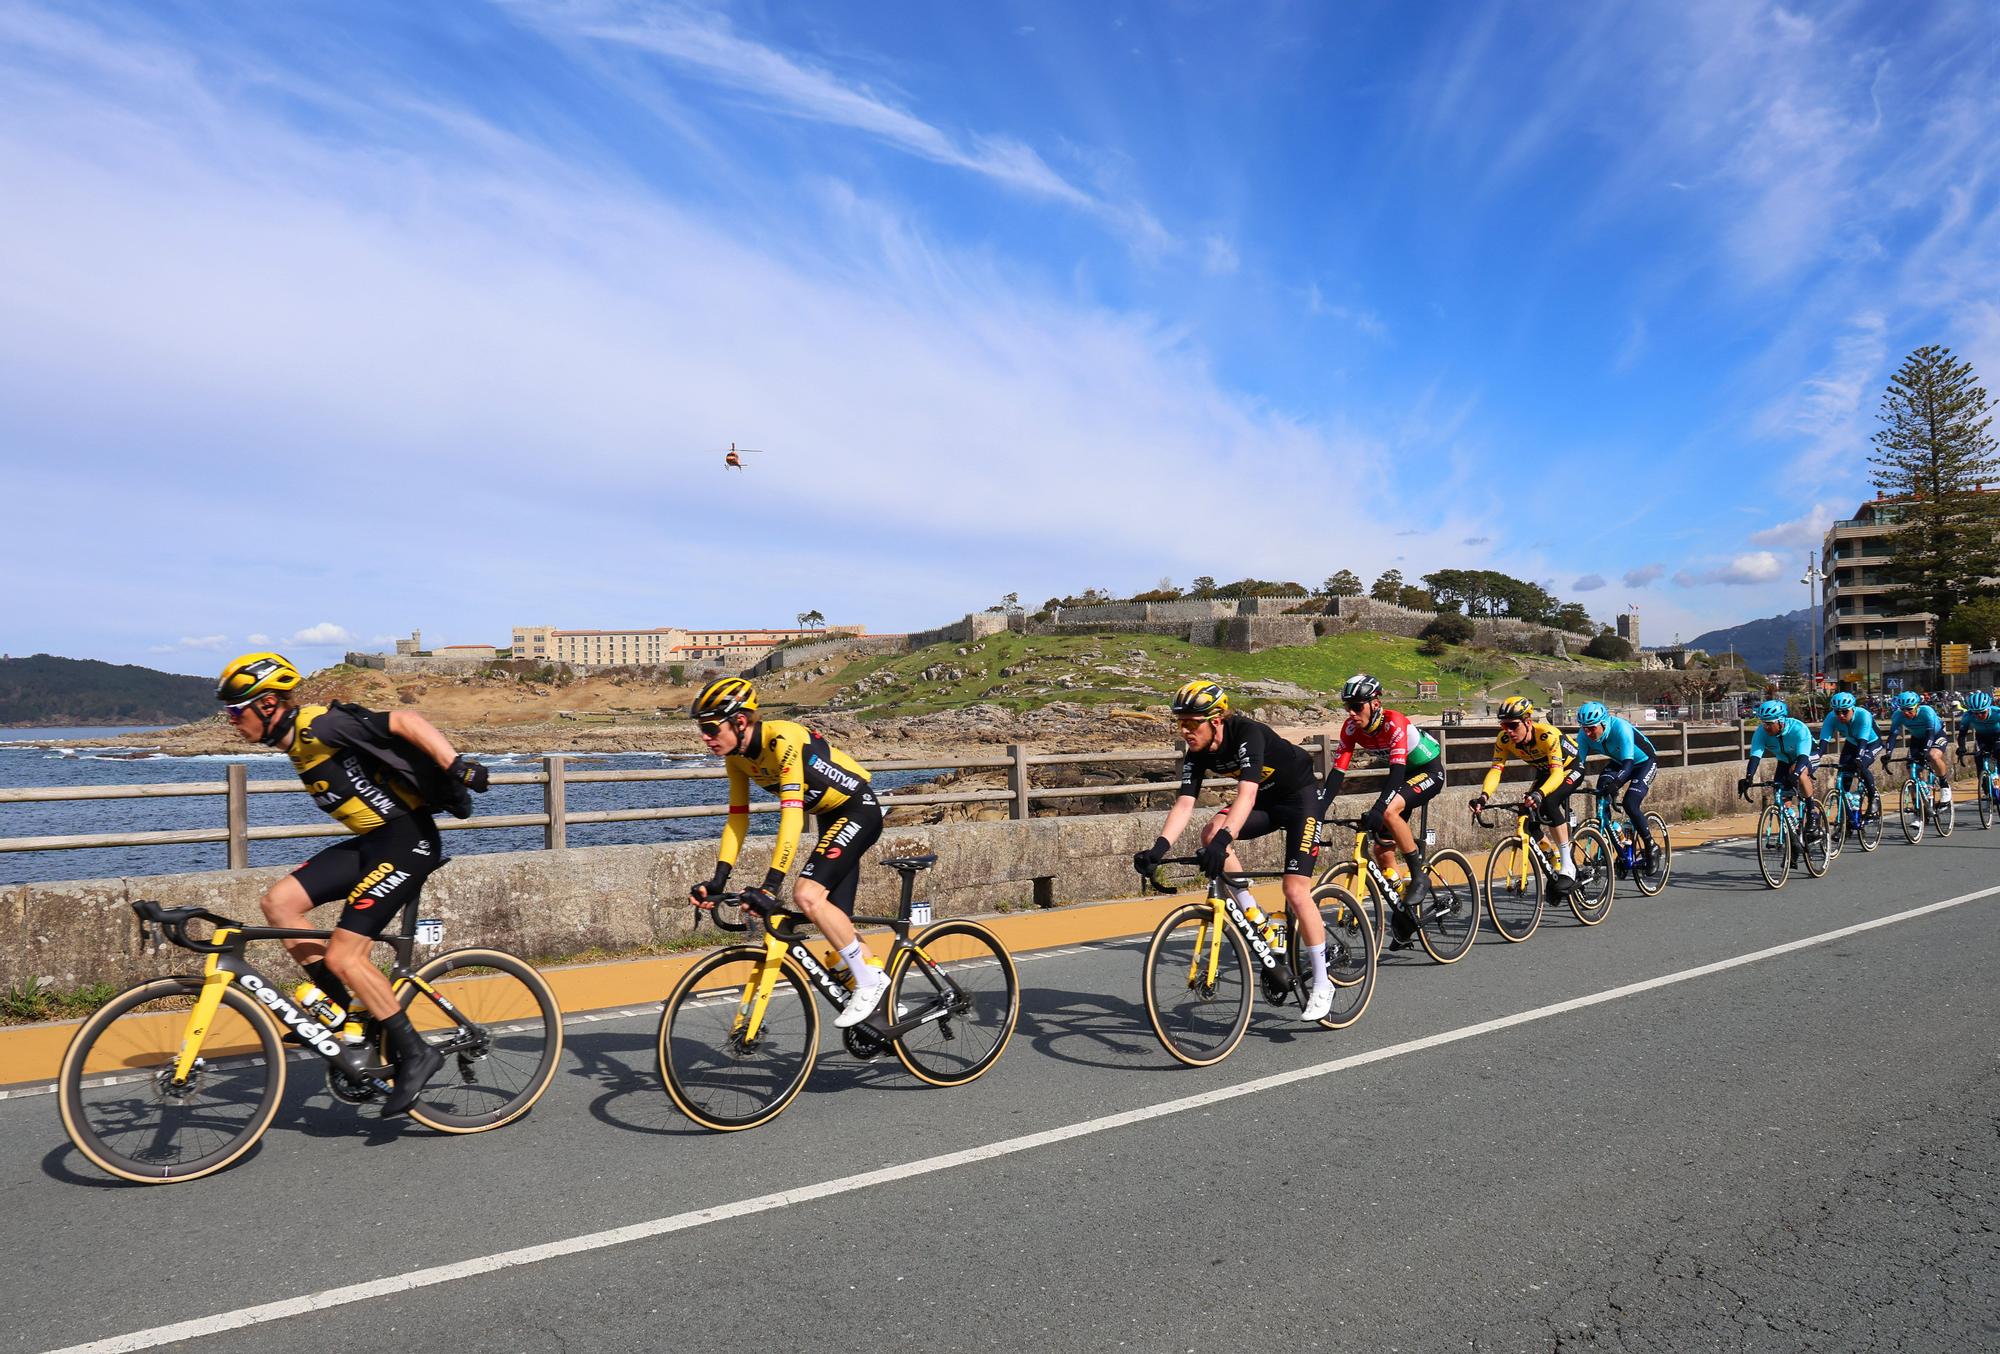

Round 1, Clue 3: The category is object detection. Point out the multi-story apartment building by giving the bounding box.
[1820,495,1933,687]
[510,624,862,670]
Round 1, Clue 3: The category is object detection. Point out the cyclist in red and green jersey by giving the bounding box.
[1321,673,1444,938]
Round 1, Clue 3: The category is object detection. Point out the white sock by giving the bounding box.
[1559,843,1576,876]
[1306,943,1328,985]
[1230,886,1259,915]
[838,939,879,987]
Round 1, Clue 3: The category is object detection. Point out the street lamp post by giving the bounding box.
[1801,553,1825,695]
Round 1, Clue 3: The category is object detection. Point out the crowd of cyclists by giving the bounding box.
[168,651,2000,1122]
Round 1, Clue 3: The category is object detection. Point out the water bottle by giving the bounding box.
[293,982,346,1029]
[1240,899,1267,928]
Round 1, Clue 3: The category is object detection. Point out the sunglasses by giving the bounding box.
[1342,698,1374,713]
[1582,720,1607,735]
[697,721,728,737]
[223,699,262,725]
[1176,717,1212,732]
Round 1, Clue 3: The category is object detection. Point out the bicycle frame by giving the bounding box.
[1141,863,1292,985]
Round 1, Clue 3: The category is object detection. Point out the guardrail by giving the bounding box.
[0,722,1753,869]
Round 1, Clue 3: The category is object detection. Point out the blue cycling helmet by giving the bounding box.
[1896,690,1920,711]
[1575,701,1609,728]
[1969,691,1993,714]
[1830,691,1856,712]
[1755,699,1788,722]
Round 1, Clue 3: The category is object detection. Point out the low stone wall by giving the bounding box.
[746,635,907,676]
[1219,616,1319,652]
[905,613,1013,649]
[2,761,1744,994]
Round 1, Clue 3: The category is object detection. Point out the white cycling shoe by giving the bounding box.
[835,974,891,1029]
[1300,979,1334,1023]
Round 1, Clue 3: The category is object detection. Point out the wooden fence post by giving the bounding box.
[226,763,248,869]
[543,755,567,849]
[1008,744,1031,820]
[1676,720,1689,768]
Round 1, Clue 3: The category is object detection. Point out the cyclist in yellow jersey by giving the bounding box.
[216,652,492,1115]
[1469,696,1585,894]
[685,677,889,1029]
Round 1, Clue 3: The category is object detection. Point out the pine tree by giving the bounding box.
[1370,568,1403,602]
[1322,569,1362,597]
[1868,345,2000,631]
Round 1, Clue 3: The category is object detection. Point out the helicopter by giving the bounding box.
[722,442,765,470]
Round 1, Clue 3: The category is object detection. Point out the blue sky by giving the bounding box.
[3,0,1997,676]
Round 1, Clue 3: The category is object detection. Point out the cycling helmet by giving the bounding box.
[691,676,758,722]
[1575,701,1609,728]
[1497,696,1535,723]
[216,652,301,705]
[1830,691,1856,712]
[1339,673,1382,706]
[1755,699,1788,722]
[1896,690,1921,711]
[1170,680,1228,720]
[1968,691,1993,714]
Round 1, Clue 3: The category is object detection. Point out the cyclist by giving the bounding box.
[1572,701,1659,874]
[1470,696,1582,895]
[1321,672,1444,944]
[1132,681,1336,1022]
[1738,698,1824,835]
[1816,691,1883,818]
[217,651,490,1116]
[686,677,888,1030]
[1889,690,1952,807]
[1955,691,2000,800]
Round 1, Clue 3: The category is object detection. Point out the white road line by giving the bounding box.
[42,880,2000,1354]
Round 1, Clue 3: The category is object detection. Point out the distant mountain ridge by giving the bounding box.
[1679,607,1815,676]
[0,654,215,726]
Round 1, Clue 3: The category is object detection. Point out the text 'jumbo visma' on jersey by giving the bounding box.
[719,719,872,876]
[286,704,429,835]
[1178,715,1317,803]
[1481,720,1579,798]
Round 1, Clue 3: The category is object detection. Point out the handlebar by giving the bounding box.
[1133,855,1283,894]
[132,899,241,954]
[1470,801,1536,829]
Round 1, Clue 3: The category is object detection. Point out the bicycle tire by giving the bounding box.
[1632,814,1672,895]
[1567,826,1614,925]
[1934,781,1955,837]
[1801,804,1832,878]
[1858,790,1882,851]
[58,977,285,1184]
[659,946,818,1131]
[1482,836,1544,942]
[1288,883,1377,1030]
[400,948,563,1134]
[1318,859,1385,948]
[1979,774,1994,829]
[1416,848,1480,961]
[887,920,1019,1088]
[1757,804,1791,888]
[1825,792,1846,861]
[1143,900,1253,1067]
[1899,781,1923,844]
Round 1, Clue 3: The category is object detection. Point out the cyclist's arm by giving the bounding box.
[1322,722,1356,798]
[716,762,752,875]
[1480,738,1507,798]
[762,735,809,889]
[1156,792,1199,847]
[386,709,461,770]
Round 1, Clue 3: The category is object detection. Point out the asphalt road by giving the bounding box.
[6,820,1997,1353]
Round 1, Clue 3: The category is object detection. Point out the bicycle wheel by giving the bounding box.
[1934,780,1955,836]
[1825,793,1846,861]
[58,978,285,1184]
[399,948,562,1134]
[1979,773,1994,829]
[1318,860,1383,948]
[1287,883,1377,1030]
[1566,826,1615,925]
[1899,781,1924,844]
[1482,837,1544,942]
[1143,901,1252,1067]
[1417,848,1480,961]
[1857,790,1882,851]
[659,946,819,1131]
[888,920,1019,1087]
[1632,815,1672,895]
[1756,805,1791,888]
[1801,803,1832,878]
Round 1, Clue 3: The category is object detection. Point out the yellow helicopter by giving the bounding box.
[722,442,764,471]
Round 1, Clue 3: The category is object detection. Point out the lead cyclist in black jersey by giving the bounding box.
[1132,682,1335,1022]
[217,652,492,1115]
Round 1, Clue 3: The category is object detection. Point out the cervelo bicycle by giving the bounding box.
[59,899,561,1183]
[1825,756,1883,856]
[657,854,1018,1131]
[1312,815,1480,962]
[1583,786,1672,896]
[1139,859,1376,1067]
[1743,777,1830,889]
[1473,800,1613,942]
[1893,753,1954,843]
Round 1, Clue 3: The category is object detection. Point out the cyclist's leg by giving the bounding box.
[1620,760,1658,850]
[1928,735,1953,799]
[795,790,885,1011]
[268,838,368,1009]
[1543,771,1581,878]
[1382,769,1443,909]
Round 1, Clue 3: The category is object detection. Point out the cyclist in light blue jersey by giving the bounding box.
[1573,702,1660,871]
[1956,691,2000,795]
[1816,691,1883,812]
[1889,690,1952,806]
[1739,699,1824,836]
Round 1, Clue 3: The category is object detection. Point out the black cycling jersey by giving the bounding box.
[1179,715,1317,804]
[287,703,469,833]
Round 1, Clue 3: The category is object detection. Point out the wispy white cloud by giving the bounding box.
[1673,552,1785,587]
[148,634,227,654]
[1304,282,1387,339]
[1572,573,1606,592]
[1750,502,1842,550]
[1201,234,1239,277]
[246,633,271,646]
[1755,312,1887,474]
[1623,563,1664,587]
[289,623,356,647]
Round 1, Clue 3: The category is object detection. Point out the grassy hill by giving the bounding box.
[822,631,1546,718]
[0,654,215,726]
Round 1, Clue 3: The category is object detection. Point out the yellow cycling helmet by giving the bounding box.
[1170,680,1228,720]
[1497,696,1535,723]
[216,652,302,705]
[691,676,758,722]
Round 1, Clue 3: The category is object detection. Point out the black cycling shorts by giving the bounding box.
[1909,732,1949,759]
[1366,765,1444,838]
[798,788,883,915]
[1237,786,1329,877]
[291,814,444,940]
[1533,765,1586,825]
[1837,740,1881,774]
[1599,759,1658,810]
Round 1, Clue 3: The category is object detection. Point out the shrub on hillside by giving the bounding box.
[1417,634,1448,657]
[1583,632,1633,661]
[1419,614,1475,646]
